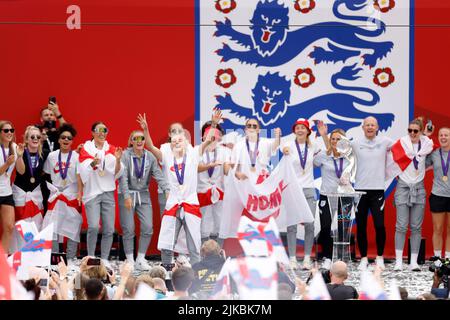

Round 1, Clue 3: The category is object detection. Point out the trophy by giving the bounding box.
[336,135,356,194]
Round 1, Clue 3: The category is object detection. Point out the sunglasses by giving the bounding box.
[1,128,15,134]
[170,129,184,135]
[30,135,41,140]
[60,135,73,141]
[132,136,145,142]
[246,124,258,129]
[408,129,419,134]
[94,127,108,134]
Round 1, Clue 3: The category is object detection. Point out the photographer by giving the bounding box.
[326,261,358,300]
[430,258,450,299]
[189,240,225,298]
[38,98,67,153]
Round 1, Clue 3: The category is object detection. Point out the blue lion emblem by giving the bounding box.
[21,232,49,252]
[217,64,395,132]
[215,0,393,68]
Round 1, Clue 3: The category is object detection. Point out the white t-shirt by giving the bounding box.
[282,140,321,189]
[352,136,393,190]
[161,143,201,209]
[197,145,231,193]
[230,137,276,183]
[44,150,79,194]
[0,143,17,197]
[399,143,426,184]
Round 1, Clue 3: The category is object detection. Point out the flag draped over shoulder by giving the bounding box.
[385,135,434,181]
[42,182,82,242]
[220,157,314,239]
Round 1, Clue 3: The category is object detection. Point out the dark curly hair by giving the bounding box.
[57,123,77,138]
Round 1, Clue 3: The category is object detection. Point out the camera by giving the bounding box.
[43,120,56,130]
[306,269,331,285]
[426,120,433,132]
[49,96,57,105]
[51,253,67,265]
[429,257,450,278]
[86,257,101,266]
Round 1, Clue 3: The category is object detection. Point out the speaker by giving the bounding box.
[407,237,426,264]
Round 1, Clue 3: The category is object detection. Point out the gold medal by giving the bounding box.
[179,184,186,192]
[443,176,448,182]
[98,171,105,177]
[30,177,35,184]
[302,169,305,175]
[62,179,67,187]
[415,170,419,177]
[250,166,256,172]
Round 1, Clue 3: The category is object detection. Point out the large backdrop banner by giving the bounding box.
[0,0,450,257]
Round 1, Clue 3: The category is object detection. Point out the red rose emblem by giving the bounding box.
[294,0,316,14]
[373,67,395,87]
[374,0,395,13]
[215,68,237,88]
[215,0,237,14]
[294,68,315,88]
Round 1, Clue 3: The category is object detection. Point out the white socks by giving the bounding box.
[137,253,146,261]
[126,254,135,263]
[395,250,403,263]
[446,251,450,259]
[434,250,442,258]
[410,253,418,266]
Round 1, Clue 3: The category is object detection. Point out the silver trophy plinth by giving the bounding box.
[323,191,366,264]
[336,136,357,194]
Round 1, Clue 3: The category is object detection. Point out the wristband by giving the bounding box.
[56,114,63,119]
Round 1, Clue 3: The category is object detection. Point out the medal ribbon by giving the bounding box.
[205,149,216,178]
[412,140,422,170]
[246,137,259,169]
[333,157,344,179]
[295,141,308,171]
[25,149,38,179]
[1,145,7,164]
[440,148,450,178]
[174,154,187,185]
[133,154,146,179]
[58,150,72,180]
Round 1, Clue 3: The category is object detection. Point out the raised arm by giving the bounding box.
[316,120,330,150]
[271,127,281,153]
[48,103,67,126]
[199,109,223,155]
[137,113,162,162]
[15,143,25,175]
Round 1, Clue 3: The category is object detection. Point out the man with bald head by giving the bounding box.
[352,117,393,271]
[326,261,359,300]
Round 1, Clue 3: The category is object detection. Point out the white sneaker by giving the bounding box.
[393,260,403,271]
[409,263,421,272]
[376,256,385,270]
[322,258,332,270]
[289,257,298,270]
[135,258,151,271]
[358,257,369,271]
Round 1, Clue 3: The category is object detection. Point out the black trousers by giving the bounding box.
[355,189,386,257]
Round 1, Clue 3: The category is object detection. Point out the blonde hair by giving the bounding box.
[167,122,184,142]
[326,128,346,156]
[439,127,450,134]
[83,265,108,280]
[245,118,260,128]
[24,125,43,158]
[0,120,16,156]
[136,274,154,288]
[409,117,424,132]
[200,239,222,258]
[127,130,144,148]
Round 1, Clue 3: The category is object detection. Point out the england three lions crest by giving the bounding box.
[196,0,413,143]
